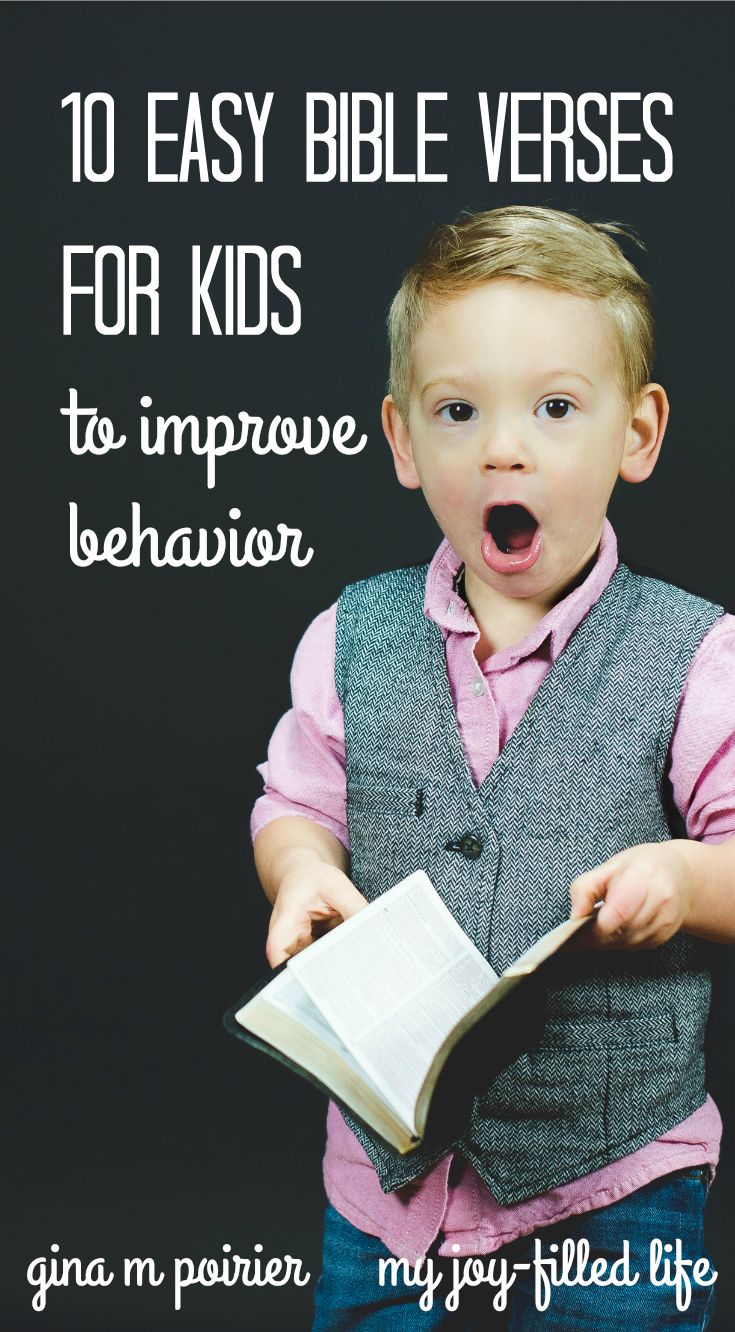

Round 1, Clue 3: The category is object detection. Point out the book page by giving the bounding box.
[261,969,363,1071]
[287,871,498,1126]
[235,968,417,1151]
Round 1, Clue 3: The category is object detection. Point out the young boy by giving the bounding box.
[251,207,735,1329]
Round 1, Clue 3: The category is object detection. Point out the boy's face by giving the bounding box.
[384,279,666,610]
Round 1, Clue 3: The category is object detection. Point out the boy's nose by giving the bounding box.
[480,428,530,472]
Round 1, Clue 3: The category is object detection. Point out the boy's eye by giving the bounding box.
[437,401,478,423]
[536,398,576,421]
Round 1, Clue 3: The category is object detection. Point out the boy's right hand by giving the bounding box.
[265,860,367,967]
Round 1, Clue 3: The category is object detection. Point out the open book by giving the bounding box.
[224,871,593,1154]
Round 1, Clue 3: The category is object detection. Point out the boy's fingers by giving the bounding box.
[266,918,311,968]
[569,873,602,920]
[323,877,368,919]
[265,877,367,967]
[266,902,321,967]
[569,852,628,918]
[266,940,287,968]
[594,871,649,940]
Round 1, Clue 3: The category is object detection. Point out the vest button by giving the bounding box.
[459,834,483,860]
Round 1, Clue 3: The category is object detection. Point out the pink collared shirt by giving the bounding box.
[252,521,734,1262]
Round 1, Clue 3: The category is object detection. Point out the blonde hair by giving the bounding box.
[387,206,655,420]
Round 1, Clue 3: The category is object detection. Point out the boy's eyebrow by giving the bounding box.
[542,368,596,389]
[419,373,479,397]
[420,368,596,397]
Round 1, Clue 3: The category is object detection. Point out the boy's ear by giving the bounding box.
[382,395,422,490]
[618,383,669,484]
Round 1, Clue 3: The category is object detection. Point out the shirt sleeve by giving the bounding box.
[668,613,735,843]
[250,602,349,850]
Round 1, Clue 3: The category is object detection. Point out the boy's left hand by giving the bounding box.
[569,841,696,949]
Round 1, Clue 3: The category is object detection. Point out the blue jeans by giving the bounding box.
[312,1168,716,1330]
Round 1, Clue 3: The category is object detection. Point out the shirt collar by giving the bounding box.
[424,518,619,666]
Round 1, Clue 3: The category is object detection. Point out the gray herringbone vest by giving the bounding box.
[334,560,723,1205]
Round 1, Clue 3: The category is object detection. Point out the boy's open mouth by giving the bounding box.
[481,502,542,574]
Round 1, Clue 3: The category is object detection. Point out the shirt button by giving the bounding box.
[471,679,484,696]
[459,834,483,860]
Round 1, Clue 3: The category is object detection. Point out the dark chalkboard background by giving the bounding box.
[4,3,734,1328]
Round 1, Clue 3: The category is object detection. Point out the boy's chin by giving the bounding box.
[468,545,583,607]
[466,559,549,604]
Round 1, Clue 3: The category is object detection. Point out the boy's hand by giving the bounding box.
[265,859,367,967]
[569,841,697,949]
